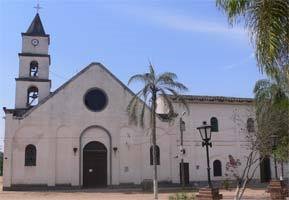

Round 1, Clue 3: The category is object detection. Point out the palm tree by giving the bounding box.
[127,63,188,200]
[216,0,289,77]
[217,0,289,166]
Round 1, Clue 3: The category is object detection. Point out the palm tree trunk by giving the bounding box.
[152,91,158,200]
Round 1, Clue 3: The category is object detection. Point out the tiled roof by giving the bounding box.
[170,95,253,104]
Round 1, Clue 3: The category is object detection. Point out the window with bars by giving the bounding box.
[25,144,36,166]
[247,118,255,132]
[210,117,219,132]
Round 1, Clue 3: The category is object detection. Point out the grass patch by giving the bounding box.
[168,192,195,200]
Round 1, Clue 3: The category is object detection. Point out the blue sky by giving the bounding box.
[0,0,265,150]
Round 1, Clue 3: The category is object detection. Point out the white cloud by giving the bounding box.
[222,53,255,70]
[153,13,245,37]
[117,4,246,38]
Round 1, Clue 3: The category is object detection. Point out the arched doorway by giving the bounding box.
[83,141,107,187]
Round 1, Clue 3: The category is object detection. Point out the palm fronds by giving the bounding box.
[127,63,189,127]
[216,0,289,77]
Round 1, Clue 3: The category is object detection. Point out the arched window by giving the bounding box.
[30,61,39,77]
[210,117,219,132]
[213,160,222,176]
[150,145,160,165]
[25,144,36,166]
[27,86,39,106]
[247,118,255,132]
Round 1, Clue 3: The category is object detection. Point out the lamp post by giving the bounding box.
[197,121,212,187]
[180,111,186,189]
[270,134,278,180]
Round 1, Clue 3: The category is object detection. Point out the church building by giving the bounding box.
[3,13,286,190]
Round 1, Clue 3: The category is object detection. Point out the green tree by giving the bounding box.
[127,63,188,199]
[229,108,272,200]
[216,0,289,77]
[254,72,289,162]
[217,0,289,178]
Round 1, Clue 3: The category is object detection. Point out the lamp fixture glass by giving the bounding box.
[197,121,212,141]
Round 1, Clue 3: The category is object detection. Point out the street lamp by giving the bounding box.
[197,121,212,187]
[179,111,186,188]
[270,134,279,180]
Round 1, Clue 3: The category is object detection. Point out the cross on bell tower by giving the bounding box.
[15,11,51,109]
[34,3,42,13]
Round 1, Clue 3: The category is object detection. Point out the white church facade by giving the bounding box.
[3,13,286,190]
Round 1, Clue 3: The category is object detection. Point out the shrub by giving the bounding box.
[168,192,195,200]
[223,179,230,190]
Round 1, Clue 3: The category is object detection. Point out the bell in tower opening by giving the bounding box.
[15,13,51,109]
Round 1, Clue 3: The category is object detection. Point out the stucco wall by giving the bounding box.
[4,64,154,187]
[4,63,287,188]
[15,80,51,108]
[19,56,50,79]
[22,36,49,55]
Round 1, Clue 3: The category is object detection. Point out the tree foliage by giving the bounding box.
[254,71,289,161]
[224,154,260,200]
[216,0,289,166]
[127,63,188,128]
[216,0,289,77]
[229,108,273,200]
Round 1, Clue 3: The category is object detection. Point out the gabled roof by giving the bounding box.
[22,13,49,37]
[5,62,143,118]
[3,62,254,119]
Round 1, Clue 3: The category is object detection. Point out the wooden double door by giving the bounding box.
[83,141,107,187]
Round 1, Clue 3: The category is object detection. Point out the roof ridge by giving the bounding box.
[21,62,149,118]
[169,94,253,99]
[168,94,253,104]
[21,63,97,117]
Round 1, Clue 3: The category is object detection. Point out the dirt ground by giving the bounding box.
[0,177,270,200]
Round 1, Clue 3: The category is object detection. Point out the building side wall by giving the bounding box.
[167,102,258,183]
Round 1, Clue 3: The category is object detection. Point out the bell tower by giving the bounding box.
[15,13,51,109]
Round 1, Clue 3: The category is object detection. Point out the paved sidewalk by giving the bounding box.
[0,188,270,200]
[0,190,270,200]
[0,177,270,200]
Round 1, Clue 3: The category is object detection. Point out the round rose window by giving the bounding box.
[84,88,108,111]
